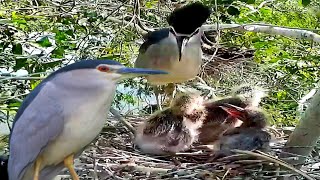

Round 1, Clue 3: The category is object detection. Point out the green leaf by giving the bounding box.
[217,0,234,4]
[7,102,21,108]
[302,0,311,6]
[36,37,52,47]
[55,31,67,42]
[65,29,74,37]
[42,60,62,69]
[99,54,121,59]
[12,43,22,54]
[227,6,240,16]
[276,90,287,100]
[246,0,255,4]
[30,80,41,90]
[50,47,65,58]
[220,14,231,23]
[66,43,76,50]
[14,58,27,71]
[0,42,10,52]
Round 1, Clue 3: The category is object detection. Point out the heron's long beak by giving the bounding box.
[219,103,246,120]
[176,27,202,61]
[117,67,168,76]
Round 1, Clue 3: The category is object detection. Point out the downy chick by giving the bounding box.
[214,128,271,158]
[197,97,247,144]
[213,104,271,157]
[134,93,206,155]
[219,103,269,131]
[197,84,267,144]
[231,83,267,108]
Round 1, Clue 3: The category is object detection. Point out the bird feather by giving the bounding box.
[8,82,65,180]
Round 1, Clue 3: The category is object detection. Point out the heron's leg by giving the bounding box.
[64,154,79,180]
[153,85,162,110]
[164,83,175,106]
[170,83,177,104]
[33,156,42,180]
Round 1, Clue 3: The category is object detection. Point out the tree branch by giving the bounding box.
[280,88,320,166]
[0,76,45,80]
[109,107,136,139]
[297,88,317,118]
[202,23,320,43]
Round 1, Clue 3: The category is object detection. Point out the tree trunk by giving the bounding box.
[280,88,320,166]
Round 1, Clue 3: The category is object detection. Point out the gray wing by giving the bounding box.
[134,29,179,70]
[8,82,65,180]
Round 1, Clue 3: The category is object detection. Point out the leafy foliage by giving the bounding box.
[223,0,320,126]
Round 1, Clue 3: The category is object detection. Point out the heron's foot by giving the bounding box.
[165,83,175,95]
[164,83,176,105]
[64,154,79,180]
[153,86,163,110]
[162,99,171,108]
[33,156,42,180]
[157,98,163,110]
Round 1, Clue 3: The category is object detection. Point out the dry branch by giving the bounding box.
[202,23,320,43]
[110,107,136,139]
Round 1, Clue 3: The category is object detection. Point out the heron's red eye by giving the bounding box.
[97,65,110,72]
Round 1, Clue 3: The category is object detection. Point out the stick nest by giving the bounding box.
[57,116,320,180]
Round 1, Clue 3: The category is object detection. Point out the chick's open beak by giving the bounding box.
[219,103,246,120]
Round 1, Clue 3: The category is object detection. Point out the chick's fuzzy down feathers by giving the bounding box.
[134,93,206,155]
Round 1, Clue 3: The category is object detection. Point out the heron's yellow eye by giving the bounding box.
[97,65,110,72]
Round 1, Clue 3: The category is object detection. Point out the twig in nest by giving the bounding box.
[92,149,98,180]
[110,107,135,139]
[160,162,217,178]
[233,149,315,180]
[101,162,170,174]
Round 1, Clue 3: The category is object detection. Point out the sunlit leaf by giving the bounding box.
[7,102,21,108]
[50,47,65,58]
[36,36,52,47]
[31,80,41,90]
[55,31,67,42]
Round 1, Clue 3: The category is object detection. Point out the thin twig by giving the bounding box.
[233,150,314,180]
[0,76,45,80]
[109,107,135,139]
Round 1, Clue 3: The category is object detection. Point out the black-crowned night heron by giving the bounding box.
[6,59,167,180]
[134,2,211,109]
